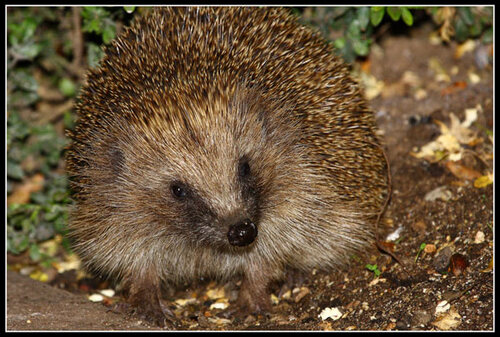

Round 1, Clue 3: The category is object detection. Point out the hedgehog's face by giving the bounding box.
[108,88,303,251]
[162,152,261,249]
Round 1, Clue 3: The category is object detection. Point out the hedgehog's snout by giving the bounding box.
[227,219,257,247]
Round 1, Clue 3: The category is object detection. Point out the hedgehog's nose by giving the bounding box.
[227,219,257,247]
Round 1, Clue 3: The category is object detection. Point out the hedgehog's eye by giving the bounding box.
[171,182,187,199]
[239,160,251,178]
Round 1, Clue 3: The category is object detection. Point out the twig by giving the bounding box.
[72,7,84,78]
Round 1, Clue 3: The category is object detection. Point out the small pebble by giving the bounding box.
[474,231,485,244]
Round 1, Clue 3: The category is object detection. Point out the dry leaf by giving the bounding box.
[444,161,482,181]
[175,298,197,306]
[319,307,342,321]
[435,300,451,315]
[377,240,396,252]
[449,253,468,276]
[7,173,45,205]
[209,299,229,310]
[474,174,493,188]
[412,109,480,163]
[441,81,467,96]
[481,257,493,273]
[360,72,384,100]
[454,40,476,59]
[29,269,49,282]
[432,307,461,330]
[429,58,451,82]
[206,287,226,300]
[424,186,453,202]
[294,286,310,303]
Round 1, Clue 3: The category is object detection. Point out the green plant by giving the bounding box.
[300,7,417,62]
[428,7,493,43]
[7,173,72,261]
[415,242,427,262]
[365,263,381,278]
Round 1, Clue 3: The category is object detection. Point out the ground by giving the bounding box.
[6,21,493,331]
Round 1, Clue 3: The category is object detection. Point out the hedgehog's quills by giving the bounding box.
[66,7,388,326]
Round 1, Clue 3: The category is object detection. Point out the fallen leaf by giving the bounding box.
[444,161,482,181]
[7,173,45,205]
[449,112,479,145]
[377,240,396,252]
[424,186,453,202]
[175,298,197,306]
[206,287,226,300]
[209,299,229,310]
[432,307,461,330]
[454,39,476,59]
[429,58,451,82]
[449,253,468,276]
[412,109,480,163]
[435,300,451,315]
[474,174,493,188]
[319,307,342,321]
[360,71,385,100]
[441,81,467,96]
[207,317,232,325]
[29,269,49,282]
[368,278,386,287]
[294,287,310,303]
[481,257,493,273]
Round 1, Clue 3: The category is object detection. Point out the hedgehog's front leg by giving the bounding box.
[120,269,174,328]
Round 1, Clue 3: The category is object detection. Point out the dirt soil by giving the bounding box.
[6,22,493,331]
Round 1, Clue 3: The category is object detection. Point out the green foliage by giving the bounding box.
[301,6,491,62]
[7,174,72,258]
[454,7,493,43]
[304,7,416,62]
[7,7,134,261]
[415,242,427,262]
[81,7,117,44]
[8,15,43,63]
[58,77,77,97]
[365,264,381,278]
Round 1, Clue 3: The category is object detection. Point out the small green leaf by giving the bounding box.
[334,37,346,50]
[455,17,469,42]
[458,7,474,26]
[387,7,402,21]
[123,6,135,14]
[102,21,116,44]
[58,77,76,97]
[352,38,370,56]
[415,242,427,262]
[7,161,24,180]
[29,244,42,262]
[370,7,385,26]
[482,27,493,44]
[401,8,414,26]
[87,42,104,68]
[357,7,370,30]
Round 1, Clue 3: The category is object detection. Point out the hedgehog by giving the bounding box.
[66,7,389,326]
